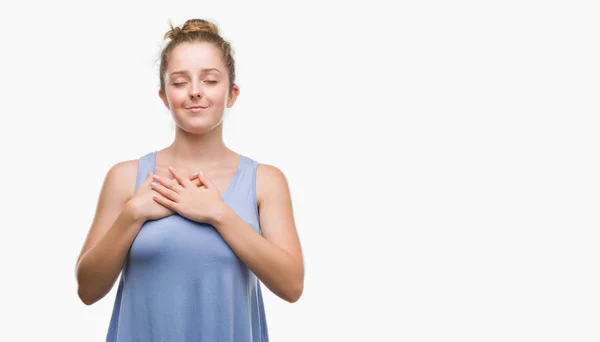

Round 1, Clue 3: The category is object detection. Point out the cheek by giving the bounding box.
[208,87,230,105]
[167,89,187,107]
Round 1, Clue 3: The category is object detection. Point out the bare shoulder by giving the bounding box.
[256,163,290,204]
[256,163,288,184]
[95,158,140,218]
[103,159,139,199]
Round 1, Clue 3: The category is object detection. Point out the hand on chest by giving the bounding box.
[154,164,238,196]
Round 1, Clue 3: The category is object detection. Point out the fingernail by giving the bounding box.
[153,174,160,179]
[168,166,174,171]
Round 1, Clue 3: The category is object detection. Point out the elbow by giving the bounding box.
[77,284,102,306]
[284,266,304,303]
[75,261,102,306]
[78,287,97,306]
[285,293,302,304]
[75,260,95,306]
[284,281,304,304]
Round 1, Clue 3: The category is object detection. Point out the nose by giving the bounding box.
[190,83,202,99]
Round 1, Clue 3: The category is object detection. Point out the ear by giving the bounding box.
[158,90,170,109]
[226,84,240,108]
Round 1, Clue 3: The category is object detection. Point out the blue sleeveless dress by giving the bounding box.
[106,151,269,341]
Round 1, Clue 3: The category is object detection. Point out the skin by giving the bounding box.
[75,41,304,305]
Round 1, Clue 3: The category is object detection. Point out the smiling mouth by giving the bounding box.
[187,106,208,112]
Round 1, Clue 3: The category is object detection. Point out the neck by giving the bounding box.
[162,124,232,168]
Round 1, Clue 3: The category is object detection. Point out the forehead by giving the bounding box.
[167,42,225,73]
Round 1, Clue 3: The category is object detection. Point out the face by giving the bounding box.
[159,42,240,134]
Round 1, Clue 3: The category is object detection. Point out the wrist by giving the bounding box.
[123,199,146,224]
[209,201,232,227]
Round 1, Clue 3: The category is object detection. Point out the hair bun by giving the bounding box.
[164,19,220,40]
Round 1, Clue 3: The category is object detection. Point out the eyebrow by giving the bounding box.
[169,68,221,77]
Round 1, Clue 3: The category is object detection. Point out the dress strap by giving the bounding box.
[134,151,157,192]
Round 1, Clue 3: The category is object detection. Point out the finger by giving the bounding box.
[153,174,183,193]
[168,167,192,188]
[189,172,206,187]
[144,171,155,185]
[153,194,176,211]
[151,182,180,202]
[197,170,216,189]
[192,177,204,188]
[145,171,164,189]
[189,173,200,186]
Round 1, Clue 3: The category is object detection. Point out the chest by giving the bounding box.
[129,214,239,268]
[154,164,238,197]
[128,189,260,269]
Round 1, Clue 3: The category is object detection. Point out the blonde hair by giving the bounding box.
[159,19,236,94]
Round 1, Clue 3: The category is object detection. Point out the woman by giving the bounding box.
[75,18,304,341]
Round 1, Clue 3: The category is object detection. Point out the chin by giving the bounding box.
[172,109,224,132]
[177,120,222,135]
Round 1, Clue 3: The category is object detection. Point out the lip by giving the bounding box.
[186,105,208,113]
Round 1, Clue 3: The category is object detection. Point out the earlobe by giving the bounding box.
[227,85,240,108]
[158,90,170,109]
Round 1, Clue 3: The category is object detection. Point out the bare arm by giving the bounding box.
[75,160,142,305]
[211,164,304,303]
